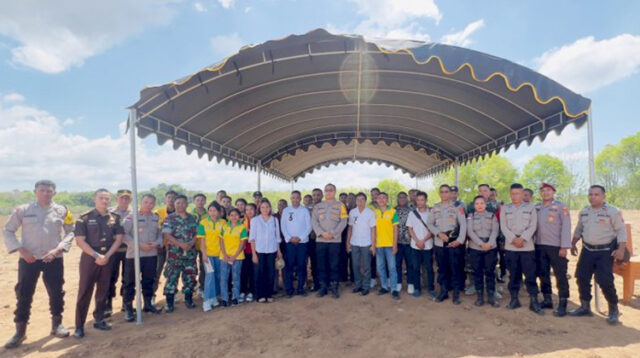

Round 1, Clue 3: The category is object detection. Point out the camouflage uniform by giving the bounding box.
[162,212,199,295]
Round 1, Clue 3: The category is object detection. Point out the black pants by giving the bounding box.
[76,253,113,328]
[285,242,308,294]
[308,238,319,289]
[497,236,506,278]
[339,233,349,282]
[108,250,126,300]
[469,248,497,293]
[395,243,412,286]
[316,242,340,286]
[535,244,569,298]
[434,245,464,292]
[153,247,167,295]
[123,256,158,302]
[256,253,276,299]
[240,253,257,296]
[505,250,538,297]
[576,247,618,305]
[409,248,434,292]
[14,258,65,324]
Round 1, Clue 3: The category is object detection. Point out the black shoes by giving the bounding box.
[529,295,544,315]
[124,302,135,322]
[4,322,27,349]
[73,327,85,339]
[541,294,553,309]
[392,291,400,300]
[377,288,390,296]
[568,300,592,317]
[352,287,363,294]
[507,296,521,309]
[361,289,370,296]
[487,291,500,308]
[331,282,340,299]
[316,285,328,298]
[553,298,567,317]
[452,290,461,305]
[165,294,175,313]
[51,315,70,338]
[297,289,308,297]
[475,292,484,307]
[435,290,449,302]
[184,293,196,309]
[144,296,162,314]
[93,320,112,331]
[607,303,620,325]
[232,299,239,306]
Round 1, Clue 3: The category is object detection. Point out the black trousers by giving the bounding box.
[153,247,167,295]
[123,256,158,302]
[339,233,350,282]
[14,258,65,324]
[316,242,340,285]
[576,247,618,305]
[505,250,538,297]
[434,245,464,292]
[76,253,113,328]
[256,253,276,299]
[469,248,497,293]
[395,243,413,286]
[535,244,569,298]
[240,253,257,296]
[308,238,319,288]
[108,250,126,300]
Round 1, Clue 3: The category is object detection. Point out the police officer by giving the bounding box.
[73,188,125,338]
[501,183,542,315]
[427,184,467,305]
[534,183,571,316]
[467,195,500,307]
[122,194,164,322]
[105,189,132,317]
[3,180,74,349]
[162,194,199,312]
[569,185,627,325]
[311,183,348,298]
[307,188,323,291]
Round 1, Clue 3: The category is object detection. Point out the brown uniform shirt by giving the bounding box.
[74,209,125,254]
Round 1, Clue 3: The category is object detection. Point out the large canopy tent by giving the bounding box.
[125,29,597,323]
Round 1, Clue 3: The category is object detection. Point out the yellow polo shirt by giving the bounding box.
[374,206,399,248]
[220,221,249,260]
[191,207,207,249]
[155,206,175,247]
[197,216,226,257]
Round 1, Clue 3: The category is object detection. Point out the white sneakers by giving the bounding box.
[396,283,402,292]
[370,279,377,288]
[246,293,254,302]
[407,284,415,295]
[203,300,212,312]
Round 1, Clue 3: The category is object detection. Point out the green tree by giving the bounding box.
[596,131,640,208]
[376,179,407,206]
[520,154,573,203]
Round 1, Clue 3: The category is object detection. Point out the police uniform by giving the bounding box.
[572,204,626,317]
[311,200,348,295]
[74,209,124,329]
[426,202,467,302]
[3,202,74,340]
[162,212,199,299]
[122,212,163,313]
[466,211,499,305]
[107,206,131,313]
[500,202,540,311]
[534,199,571,313]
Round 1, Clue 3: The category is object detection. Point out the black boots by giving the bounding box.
[541,294,553,309]
[51,316,69,338]
[553,298,568,317]
[330,282,340,299]
[452,290,461,305]
[316,284,328,297]
[475,292,484,306]
[507,294,521,309]
[569,300,593,317]
[165,294,175,313]
[184,293,196,309]
[435,290,449,302]
[4,322,27,349]
[487,291,500,308]
[144,296,162,314]
[607,303,620,325]
[124,302,135,322]
[529,295,544,315]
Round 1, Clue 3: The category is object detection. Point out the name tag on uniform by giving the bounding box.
[549,216,554,222]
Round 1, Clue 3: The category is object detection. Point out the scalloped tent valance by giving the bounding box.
[129,28,591,181]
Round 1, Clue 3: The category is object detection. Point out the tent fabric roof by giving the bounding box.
[130,28,591,181]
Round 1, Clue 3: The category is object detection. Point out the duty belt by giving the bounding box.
[583,241,615,251]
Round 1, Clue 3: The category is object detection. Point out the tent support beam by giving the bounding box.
[587,107,601,313]
[128,109,143,324]
[454,160,460,188]
[257,163,262,192]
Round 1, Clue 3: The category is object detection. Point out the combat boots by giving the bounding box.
[144,296,162,314]
[4,322,27,349]
[165,294,175,313]
[568,300,592,316]
[529,295,544,315]
[606,303,620,325]
[507,293,521,309]
[553,298,567,317]
[487,291,500,308]
[51,316,69,338]
[184,293,196,309]
[541,294,553,309]
[124,302,135,322]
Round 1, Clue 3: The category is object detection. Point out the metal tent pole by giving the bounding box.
[128,108,143,324]
[291,180,294,192]
[257,163,262,192]
[586,107,601,313]
[454,160,460,188]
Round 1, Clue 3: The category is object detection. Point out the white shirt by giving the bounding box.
[348,207,376,247]
[280,205,312,243]
[249,215,281,253]
[406,207,433,250]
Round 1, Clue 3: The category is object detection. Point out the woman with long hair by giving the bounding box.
[250,199,283,303]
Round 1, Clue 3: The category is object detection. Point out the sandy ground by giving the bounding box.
[1,211,640,358]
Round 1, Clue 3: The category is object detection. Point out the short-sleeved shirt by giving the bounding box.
[197,216,226,257]
[534,200,571,248]
[574,204,627,247]
[220,221,249,260]
[374,206,399,248]
[74,209,124,254]
[406,208,433,250]
[395,205,412,245]
[190,207,207,249]
[466,211,499,250]
[500,202,537,252]
[123,212,162,258]
[162,212,198,260]
[249,215,281,254]
[348,207,376,247]
[311,201,348,243]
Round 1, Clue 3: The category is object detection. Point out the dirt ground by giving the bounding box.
[1,211,640,358]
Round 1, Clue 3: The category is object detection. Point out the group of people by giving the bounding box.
[3,179,629,349]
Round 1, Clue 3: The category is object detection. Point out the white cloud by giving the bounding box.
[211,33,244,57]
[0,1,182,73]
[552,151,589,162]
[535,34,640,93]
[538,125,586,150]
[2,92,25,103]
[440,19,484,47]
[244,6,252,13]
[193,2,207,12]
[218,0,235,9]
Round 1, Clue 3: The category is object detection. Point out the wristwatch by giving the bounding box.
[93,252,99,259]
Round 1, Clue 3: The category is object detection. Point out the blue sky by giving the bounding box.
[0,0,639,193]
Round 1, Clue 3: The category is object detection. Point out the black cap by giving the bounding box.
[253,191,263,197]
[450,186,459,192]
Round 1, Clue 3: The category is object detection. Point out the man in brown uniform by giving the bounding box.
[105,189,132,317]
[73,189,124,338]
[3,180,75,349]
